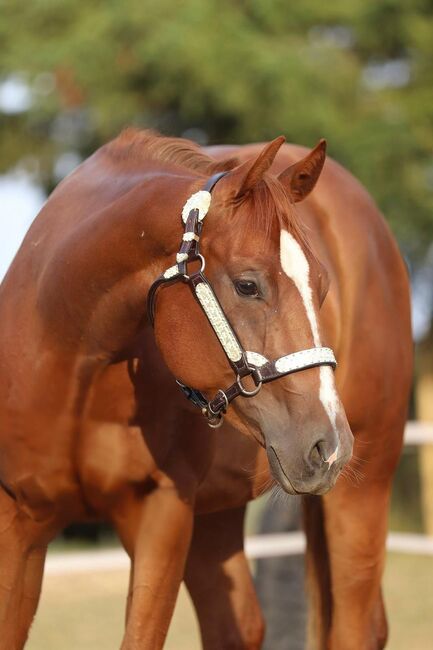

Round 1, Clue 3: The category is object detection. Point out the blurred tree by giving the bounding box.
[0,0,432,251]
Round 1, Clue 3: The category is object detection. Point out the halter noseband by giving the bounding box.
[147,172,336,428]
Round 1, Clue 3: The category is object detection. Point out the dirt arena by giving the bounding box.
[27,552,433,650]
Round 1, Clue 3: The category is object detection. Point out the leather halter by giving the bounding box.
[147,172,336,427]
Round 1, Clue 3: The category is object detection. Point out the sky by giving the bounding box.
[0,75,46,280]
[0,172,45,281]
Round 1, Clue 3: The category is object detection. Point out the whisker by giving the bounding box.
[257,477,276,496]
[242,465,270,478]
[341,464,364,487]
[353,438,371,447]
[268,484,299,509]
[350,453,368,467]
[341,468,358,488]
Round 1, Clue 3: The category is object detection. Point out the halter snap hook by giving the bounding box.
[207,413,224,429]
[205,389,228,428]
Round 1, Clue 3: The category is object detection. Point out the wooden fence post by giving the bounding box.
[417,373,433,536]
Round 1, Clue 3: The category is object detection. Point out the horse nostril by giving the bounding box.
[309,441,325,467]
[309,440,339,469]
[309,439,338,469]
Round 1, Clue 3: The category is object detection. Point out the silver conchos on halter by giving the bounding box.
[182,190,211,223]
[148,172,338,427]
[247,348,336,373]
[195,283,243,362]
[163,265,180,279]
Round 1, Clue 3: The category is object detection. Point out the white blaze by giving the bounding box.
[279,230,340,465]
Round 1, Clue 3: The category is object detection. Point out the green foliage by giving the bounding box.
[1,0,432,251]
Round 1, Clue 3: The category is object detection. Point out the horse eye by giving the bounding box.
[234,279,260,298]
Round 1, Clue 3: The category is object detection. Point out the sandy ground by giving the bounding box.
[25,552,433,650]
[27,570,200,650]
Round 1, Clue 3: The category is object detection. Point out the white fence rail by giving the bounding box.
[246,531,433,558]
[45,530,433,577]
[45,421,433,575]
[404,420,433,445]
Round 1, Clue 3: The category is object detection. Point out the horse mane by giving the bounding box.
[104,127,238,175]
[106,128,310,250]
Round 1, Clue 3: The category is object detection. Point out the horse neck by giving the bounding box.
[34,167,202,363]
[0,162,204,426]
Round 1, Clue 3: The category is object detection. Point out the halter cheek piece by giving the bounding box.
[147,172,336,428]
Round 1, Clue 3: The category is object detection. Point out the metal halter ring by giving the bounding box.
[182,254,206,281]
[206,389,228,428]
[208,389,229,416]
[236,374,263,397]
[197,253,206,273]
[207,414,224,429]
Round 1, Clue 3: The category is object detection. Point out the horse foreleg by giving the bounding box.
[0,490,46,650]
[125,558,134,627]
[303,495,332,650]
[185,506,265,650]
[16,545,47,647]
[113,484,195,650]
[321,462,394,650]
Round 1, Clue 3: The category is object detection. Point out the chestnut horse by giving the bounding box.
[0,130,410,649]
[84,136,412,650]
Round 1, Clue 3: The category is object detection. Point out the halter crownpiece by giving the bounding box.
[147,172,337,427]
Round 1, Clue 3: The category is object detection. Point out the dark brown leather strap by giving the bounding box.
[202,171,227,192]
[207,354,336,416]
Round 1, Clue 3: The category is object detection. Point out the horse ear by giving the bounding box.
[278,139,327,203]
[230,136,286,196]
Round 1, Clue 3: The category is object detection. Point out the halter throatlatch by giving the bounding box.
[147,172,336,428]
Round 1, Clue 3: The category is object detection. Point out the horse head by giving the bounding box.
[151,137,353,495]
